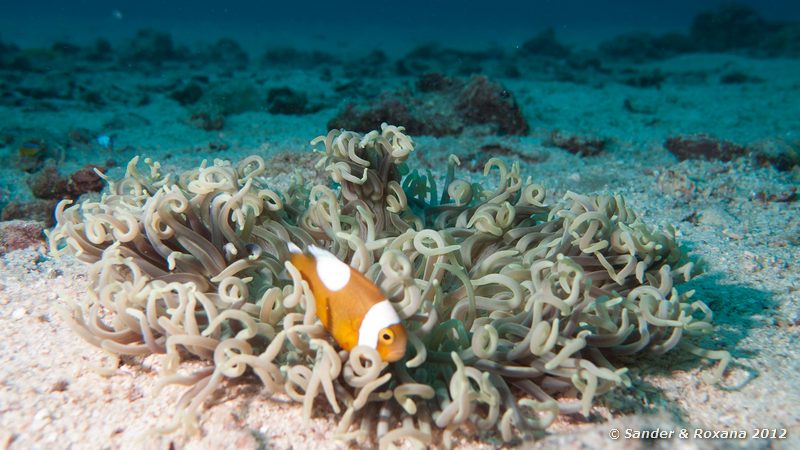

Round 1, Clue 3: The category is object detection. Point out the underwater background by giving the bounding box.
[0,1,799,449]
[3,1,800,52]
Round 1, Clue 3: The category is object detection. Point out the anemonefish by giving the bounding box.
[287,242,407,362]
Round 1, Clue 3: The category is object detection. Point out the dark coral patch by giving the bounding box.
[665,135,748,162]
[329,75,528,137]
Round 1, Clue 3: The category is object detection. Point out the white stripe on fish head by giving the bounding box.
[358,299,401,349]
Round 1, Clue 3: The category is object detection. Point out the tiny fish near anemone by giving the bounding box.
[287,242,408,362]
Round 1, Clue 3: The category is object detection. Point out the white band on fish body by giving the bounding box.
[358,299,401,349]
[309,245,351,291]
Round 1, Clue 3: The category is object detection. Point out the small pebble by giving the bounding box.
[46,268,62,279]
[698,206,736,228]
[11,307,26,320]
[32,408,51,426]
[50,379,69,392]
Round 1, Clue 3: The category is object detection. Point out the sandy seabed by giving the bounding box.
[0,50,799,449]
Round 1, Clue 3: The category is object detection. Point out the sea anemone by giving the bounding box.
[48,124,730,448]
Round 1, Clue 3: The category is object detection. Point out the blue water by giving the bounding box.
[3,0,799,52]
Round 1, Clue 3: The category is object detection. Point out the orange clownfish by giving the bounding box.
[287,243,408,362]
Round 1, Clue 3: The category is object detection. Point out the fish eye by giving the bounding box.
[380,329,395,343]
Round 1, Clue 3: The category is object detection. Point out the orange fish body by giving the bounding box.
[288,243,407,362]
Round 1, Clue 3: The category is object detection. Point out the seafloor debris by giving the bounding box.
[395,43,494,78]
[752,139,800,172]
[197,38,249,71]
[719,71,764,84]
[416,72,456,93]
[266,87,320,115]
[0,219,45,255]
[520,28,572,59]
[753,187,797,204]
[188,111,225,131]
[1,128,64,173]
[2,164,106,225]
[329,75,528,136]
[690,4,770,53]
[656,169,698,202]
[664,134,748,162]
[261,46,336,69]
[620,69,666,89]
[102,112,152,130]
[1,200,59,226]
[460,143,547,172]
[50,125,729,448]
[17,138,49,172]
[121,28,183,66]
[170,82,205,106]
[595,4,800,61]
[454,76,528,135]
[546,131,608,156]
[186,81,262,130]
[27,164,104,200]
[597,32,694,62]
[67,165,105,196]
[26,166,68,199]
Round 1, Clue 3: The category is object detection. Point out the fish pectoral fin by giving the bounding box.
[341,333,357,352]
[315,293,331,329]
[332,316,360,352]
[347,317,365,349]
[325,296,333,330]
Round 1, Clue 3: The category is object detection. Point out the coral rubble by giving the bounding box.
[0,220,45,255]
[329,75,528,136]
[665,134,748,162]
